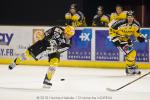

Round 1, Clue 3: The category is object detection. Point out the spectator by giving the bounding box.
[109,4,127,26]
[92,6,109,27]
[65,3,87,27]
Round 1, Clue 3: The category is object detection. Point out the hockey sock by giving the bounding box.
[46,67,56,80]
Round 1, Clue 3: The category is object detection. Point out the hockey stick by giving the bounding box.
[106,71,150,92]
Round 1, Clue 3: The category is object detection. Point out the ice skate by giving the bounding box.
[43,75,52,88]
[8,62,16,70]
[126,65,141,75]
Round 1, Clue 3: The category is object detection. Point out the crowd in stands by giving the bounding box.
[65,4,129,27]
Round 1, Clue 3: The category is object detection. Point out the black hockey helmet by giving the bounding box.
[127,10,135,17]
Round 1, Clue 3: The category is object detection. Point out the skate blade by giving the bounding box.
[43,84,52,89]
[126,73,141,76]
[106,88,118,92]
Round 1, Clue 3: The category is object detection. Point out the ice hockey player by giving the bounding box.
[65,3,86,27]
[92,6,109,27]
[8,25,75,88]
[109,11,145,75]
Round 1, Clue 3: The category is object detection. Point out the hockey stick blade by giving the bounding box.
[106,88,119,92]
[106,71,150,92]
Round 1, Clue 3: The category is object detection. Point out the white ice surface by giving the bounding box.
[0,64,150,100]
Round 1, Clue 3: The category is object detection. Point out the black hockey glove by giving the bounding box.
[111,36,120,47]
[127,39,132,45]
[137,36,145,43]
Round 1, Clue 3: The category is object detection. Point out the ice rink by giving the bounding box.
[0,64,150,100]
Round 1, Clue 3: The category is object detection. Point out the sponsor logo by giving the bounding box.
[77,28,92,48]
[68,29,92,60]
[79,32,90,41]
[33,29,44,43]
[0,33,14,45]
[95,30,119,61]
[0,48,14,56]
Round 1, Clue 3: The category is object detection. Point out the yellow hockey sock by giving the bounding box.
[47,67,56,80]
[15,57,22,64]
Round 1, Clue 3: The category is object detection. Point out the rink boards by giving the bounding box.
[0,26,150,68]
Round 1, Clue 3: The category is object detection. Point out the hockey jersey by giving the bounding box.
[109,19,141,42]
[92,14,109,27]
[65,11,86,27]
[110,11,127,22]
[44,26,71,53]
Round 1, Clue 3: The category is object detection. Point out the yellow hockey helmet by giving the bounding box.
[64,26,75,37]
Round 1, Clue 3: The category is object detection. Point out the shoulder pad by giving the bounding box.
[53,26,64,33]
[102,15,109,18]
[133,20,140,27]
[111,19,126,29]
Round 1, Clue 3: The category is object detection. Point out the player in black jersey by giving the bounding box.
[8,26,75,88]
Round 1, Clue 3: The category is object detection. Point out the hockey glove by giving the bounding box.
[137,35,145,43]
[127,39,132,45]
[111,36,121,47]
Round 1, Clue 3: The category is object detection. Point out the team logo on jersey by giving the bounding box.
[33,29,44,43]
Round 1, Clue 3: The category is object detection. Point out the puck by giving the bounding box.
[60,78,65,81]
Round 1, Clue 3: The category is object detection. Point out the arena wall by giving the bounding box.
[0,26,150,69]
